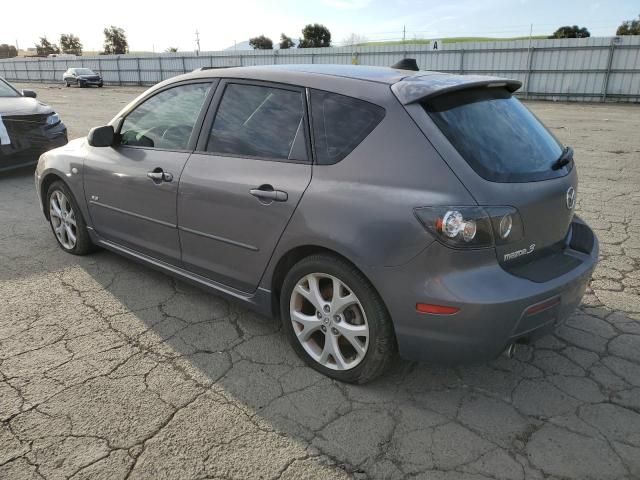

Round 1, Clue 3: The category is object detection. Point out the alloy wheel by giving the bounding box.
[49,190,77,250]
[289,273,369,370]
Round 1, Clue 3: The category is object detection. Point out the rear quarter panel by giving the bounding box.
[261,85,476,289]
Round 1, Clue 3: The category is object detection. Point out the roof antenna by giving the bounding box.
[391,58,419,71]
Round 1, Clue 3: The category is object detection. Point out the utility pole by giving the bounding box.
[195,29,201,56]
[524,24,534,99]
[402,25,406,44]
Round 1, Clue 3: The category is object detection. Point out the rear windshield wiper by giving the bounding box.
[552,146,573,170]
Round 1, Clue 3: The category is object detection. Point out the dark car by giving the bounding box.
[35,64,598,383]
[63,68,103,88]
[0,78,67,172]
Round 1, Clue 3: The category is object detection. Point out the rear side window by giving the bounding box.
[310,90,385,165]
[207,83,305,161]
[424,88,564,182]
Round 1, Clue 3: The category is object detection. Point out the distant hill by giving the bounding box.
[224,40,252,51]
[354,36,548,47]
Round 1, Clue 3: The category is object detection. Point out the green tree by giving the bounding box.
[35,37,60,56]
[166,46,179,52]
[102,26,129,55]
[249,35,273,49]
[0,44,18,59]
[616,15,640,35]
[298,24,331,48]
[60,33,82,55]
[550,25,591,39]
[279,33,295,49]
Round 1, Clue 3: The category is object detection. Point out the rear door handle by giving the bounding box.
[147,169,173,183]
[250,185,288,202]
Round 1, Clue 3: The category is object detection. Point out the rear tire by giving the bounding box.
[280,254,396,384]
[46,180,95,256]
[65,81,70,87]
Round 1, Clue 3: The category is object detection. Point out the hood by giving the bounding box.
[78,74,101,79]
[0,97,54,116]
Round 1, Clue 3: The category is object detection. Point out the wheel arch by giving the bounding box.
[268,244,392,326]
[40,172,67,220]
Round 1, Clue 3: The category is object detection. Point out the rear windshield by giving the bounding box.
[424,88,565,182]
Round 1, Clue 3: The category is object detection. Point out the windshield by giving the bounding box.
[74,68,95,75]
[424,88,565,182]
[0,78,19,98]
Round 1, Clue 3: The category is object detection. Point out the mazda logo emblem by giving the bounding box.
[566,187,576,210]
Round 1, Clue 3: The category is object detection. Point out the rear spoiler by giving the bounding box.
[392,73,522,105]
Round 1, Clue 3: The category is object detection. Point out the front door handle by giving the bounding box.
[147,169,173,183]
[250,185,288,203]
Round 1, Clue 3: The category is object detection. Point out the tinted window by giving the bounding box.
[120,83,210,150]
[424,88,564,182]
[310,90,385,165]
[207,83,304,160]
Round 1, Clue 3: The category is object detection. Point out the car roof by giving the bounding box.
[179,64,520,100]
[186,64,419,85]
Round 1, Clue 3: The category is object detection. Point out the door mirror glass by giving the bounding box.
[88,125,115,147]
[22,89,37,98]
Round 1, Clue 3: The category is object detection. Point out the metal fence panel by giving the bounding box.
[1,36,639,102]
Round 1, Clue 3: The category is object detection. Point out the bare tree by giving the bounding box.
[342,33,368,47]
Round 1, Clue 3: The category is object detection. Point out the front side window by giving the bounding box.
[310,90,385,165]
[207,83,304,160]
[0,79,19,98]
[120,83,210,150]
[424,88,564,182]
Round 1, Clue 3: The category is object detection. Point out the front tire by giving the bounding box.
[46,181,95,255]
[280,254,396,384]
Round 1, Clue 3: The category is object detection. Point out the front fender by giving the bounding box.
[36,138,90,226]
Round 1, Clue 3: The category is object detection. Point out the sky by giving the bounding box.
[2,0,638,52]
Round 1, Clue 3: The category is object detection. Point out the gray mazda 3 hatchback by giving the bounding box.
[36,64,598,383]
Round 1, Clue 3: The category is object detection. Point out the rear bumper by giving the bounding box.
[369,217,598,364]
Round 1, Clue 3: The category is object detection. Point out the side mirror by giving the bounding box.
[22,90,37,98]
[88,125,115,147]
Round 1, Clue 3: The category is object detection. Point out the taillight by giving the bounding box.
[414,206,523,248]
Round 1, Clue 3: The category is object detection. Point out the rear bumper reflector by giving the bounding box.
[524,296,561,316]
[416,303,460,315]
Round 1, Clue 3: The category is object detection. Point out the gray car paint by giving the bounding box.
[35,64,598,364]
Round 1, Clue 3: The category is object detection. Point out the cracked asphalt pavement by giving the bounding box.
[1,83,640,480]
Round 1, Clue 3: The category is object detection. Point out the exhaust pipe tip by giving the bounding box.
[504,343,517,359]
